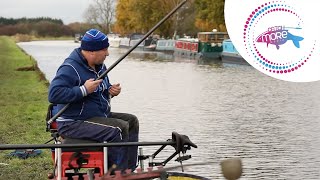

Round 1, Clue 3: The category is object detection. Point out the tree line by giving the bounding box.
[0,17,63,25]
[113,0,225,38]
[0,17,73,37]
[0,0,225,38]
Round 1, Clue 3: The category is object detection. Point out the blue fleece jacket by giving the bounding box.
[48,48,112,120]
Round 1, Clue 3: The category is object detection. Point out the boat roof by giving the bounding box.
[176,38,199,42]
[197,31,228,35]
[223,39,232,42]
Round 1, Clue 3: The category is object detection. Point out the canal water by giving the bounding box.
[17,41,320,179]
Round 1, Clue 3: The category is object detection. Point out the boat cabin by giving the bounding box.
[74,33,82,43]
[197,31,229,44]
[173,31,229,60]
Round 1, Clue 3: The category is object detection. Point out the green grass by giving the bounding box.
[0,36,52,179]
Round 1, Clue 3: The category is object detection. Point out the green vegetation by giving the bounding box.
[195,0,226,32]
[115,0,197,37]
[114,0,226,37]
[0,36,52,179]
[0,17,72,37]
[0,17,97,40]
[0,17,63,25]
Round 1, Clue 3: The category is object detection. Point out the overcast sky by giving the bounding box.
[0,0,92,24]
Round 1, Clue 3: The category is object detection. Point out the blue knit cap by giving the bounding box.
[81,29,109,51]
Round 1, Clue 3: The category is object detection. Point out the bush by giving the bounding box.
[14,34,33,42]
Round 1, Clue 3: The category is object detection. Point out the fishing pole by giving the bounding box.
[47,0,188,126]
[0,141,176,150]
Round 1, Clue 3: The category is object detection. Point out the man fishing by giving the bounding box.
[48,28,139,171]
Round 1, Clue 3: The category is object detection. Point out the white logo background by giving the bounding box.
[225,0,320,82]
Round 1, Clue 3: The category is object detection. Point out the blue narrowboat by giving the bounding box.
[221,39,249,65]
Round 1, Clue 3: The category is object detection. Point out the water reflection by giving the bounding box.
[123,48,224,67]
[127,50,174,62]
[17,41,320,180]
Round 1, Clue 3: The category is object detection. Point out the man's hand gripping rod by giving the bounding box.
[46,0,188,127]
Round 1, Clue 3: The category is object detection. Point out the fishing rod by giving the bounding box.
[0,141,176,150]
[47,0,188,126]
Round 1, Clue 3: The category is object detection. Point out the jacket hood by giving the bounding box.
[65,48,103,72]
[65,48,89,67]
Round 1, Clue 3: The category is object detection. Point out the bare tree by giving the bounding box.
[83,0,116,33]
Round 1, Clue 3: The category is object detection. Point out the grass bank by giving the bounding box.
[0,36,52,179]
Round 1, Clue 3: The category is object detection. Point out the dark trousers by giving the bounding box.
[57,112,139,171]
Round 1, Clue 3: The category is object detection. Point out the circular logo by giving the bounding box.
[225,0,320,82]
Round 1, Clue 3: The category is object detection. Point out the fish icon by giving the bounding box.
[255,26,304,50]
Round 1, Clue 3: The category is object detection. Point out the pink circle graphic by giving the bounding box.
[225,0,320,82]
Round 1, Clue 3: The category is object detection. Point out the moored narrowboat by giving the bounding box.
[221,39,249,65]
[74,33,82,43]
[174,38,200,59]
[173,31,229,60]
[108,33,122,48]
[119,33,145,49]
[119,33,157,51]
[156,39,175,52]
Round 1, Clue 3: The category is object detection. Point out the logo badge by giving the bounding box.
[225,0,320,82]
